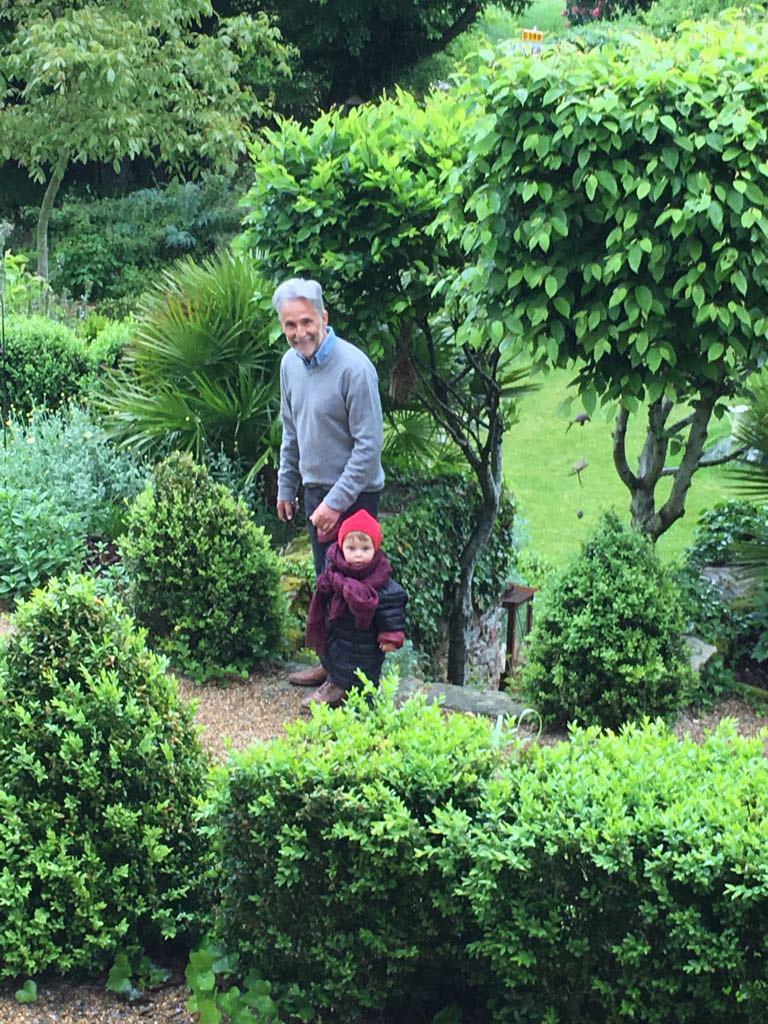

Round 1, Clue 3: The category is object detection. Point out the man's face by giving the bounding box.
[279,298,328,360]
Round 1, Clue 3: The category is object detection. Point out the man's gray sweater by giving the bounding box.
[277,333,384,511]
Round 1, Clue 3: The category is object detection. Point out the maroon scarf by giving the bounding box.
[306,543,392,656]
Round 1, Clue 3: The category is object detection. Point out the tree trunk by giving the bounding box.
[613,392,720,542]
[446,432,503,686]
[36,160,67,281]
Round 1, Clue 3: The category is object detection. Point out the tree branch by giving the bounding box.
[612,406,638,489]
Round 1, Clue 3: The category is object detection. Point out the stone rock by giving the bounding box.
[683,634,718,673]
[396,675,528,719]
[700,565,753,605]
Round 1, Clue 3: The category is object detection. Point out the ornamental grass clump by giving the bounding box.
[522,512,693,727]
[0,574,211,978]
[122,452,286,678]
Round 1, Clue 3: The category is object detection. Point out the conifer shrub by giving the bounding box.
[122,452,286,678]
[0,574,211,978]
[522,512,693,727]
[208,677,505,1018]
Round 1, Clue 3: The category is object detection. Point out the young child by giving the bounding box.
[303,509,407,709]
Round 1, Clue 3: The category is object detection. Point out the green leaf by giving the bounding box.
[15,981,37,1004]
[635,286,652,314]
[545,275,558,298]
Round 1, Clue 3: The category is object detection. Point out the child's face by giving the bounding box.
[341,530,375,567]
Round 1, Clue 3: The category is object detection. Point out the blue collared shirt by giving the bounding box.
[296,326,337,369]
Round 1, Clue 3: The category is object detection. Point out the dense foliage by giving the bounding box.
[99,251,284,477]
[122,452,286,678]
[0,0,290,278]
[446,17,768,539]
[2,314,95,414]
[385,476,517,662]
[217,0,532,110]
[446,719,768,1024]
[16,177,244,313]
[209,678,505,1018]
[0,574,210,978]
[210,686,768,1022]
[522,513,692,727]
[0,407,145,600]
[565,0,651,26]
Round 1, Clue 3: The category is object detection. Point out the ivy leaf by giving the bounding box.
[15,981,37,1004]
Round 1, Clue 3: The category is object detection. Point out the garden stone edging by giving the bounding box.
[396,675,528,719]
[396,637,716,720]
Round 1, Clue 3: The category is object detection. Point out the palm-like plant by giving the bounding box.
[97,251,284,476]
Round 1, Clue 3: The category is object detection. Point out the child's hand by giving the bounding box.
[379,641,397,653]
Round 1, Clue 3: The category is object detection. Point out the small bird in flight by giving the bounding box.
[569,458,589,485]
[566,412,591,433]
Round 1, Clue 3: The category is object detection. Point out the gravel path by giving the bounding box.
[1,665,767,1023]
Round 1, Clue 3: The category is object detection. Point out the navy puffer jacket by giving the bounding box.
[325,578,407,690]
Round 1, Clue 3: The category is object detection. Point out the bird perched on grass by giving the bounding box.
[566,412,591,433]
[569,458,589,485]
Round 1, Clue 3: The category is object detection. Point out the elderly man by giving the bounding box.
[273,277,384,688]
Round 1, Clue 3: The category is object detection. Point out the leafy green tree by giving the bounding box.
[444,16,768,541]
[238,90,534,686]
[216,0,531,110]
[0,0,291,279]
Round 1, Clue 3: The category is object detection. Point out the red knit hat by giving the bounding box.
[338,509,383,551]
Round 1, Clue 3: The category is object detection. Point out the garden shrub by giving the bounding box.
[122,452,286,678]
[677,500,768,685]
[17,176,243,311]
[565,0,651,27]
[444,720,768,1023]
[208,676,506,1018]
[641,0,768,36]
[0,407,146,600]
[686,499,768,569]
[385,475,517,662]
[0,574,211,978]
[2,314,96,414]
[522,512,693,727]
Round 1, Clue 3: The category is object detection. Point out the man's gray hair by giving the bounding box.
[272,278,325,316]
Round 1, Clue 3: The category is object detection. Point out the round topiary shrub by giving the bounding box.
[4,314,96,414]
[522,512,693,728]
[122,452,286,678]
[0,573,211,978]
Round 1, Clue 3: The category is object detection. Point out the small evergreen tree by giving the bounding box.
[523,513,693,728]
[122,452,286,678]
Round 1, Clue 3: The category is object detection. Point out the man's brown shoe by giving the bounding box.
[288,664,327,687]
[300,681,347,710]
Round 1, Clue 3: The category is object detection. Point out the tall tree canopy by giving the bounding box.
[443,15,768,540]
[215,0,532,110]
[0,0,291,278]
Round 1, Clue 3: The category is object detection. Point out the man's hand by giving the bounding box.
[276,499,296,522]
[379,641,398,653]
[310,500,341,535]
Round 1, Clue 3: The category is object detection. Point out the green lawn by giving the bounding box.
[503,368,734,568]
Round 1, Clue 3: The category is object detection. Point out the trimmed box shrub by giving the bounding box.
[522,512,693,728]
[0,574,211,978]
[208,678,505,1017]
[122,452,286,678]
[443,720,768,1023]
[3,314,96,414]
